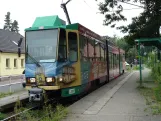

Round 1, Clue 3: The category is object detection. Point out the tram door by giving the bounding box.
[67,32,78,62]
[65,31,80,86]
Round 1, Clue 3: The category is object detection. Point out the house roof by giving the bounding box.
[0,29,25,53]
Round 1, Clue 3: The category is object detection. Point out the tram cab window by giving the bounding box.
[68,32,78,62]
[58,29,67,62]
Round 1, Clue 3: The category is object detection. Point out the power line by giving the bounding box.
[82,0,143,15]
[109,7,143,12]
[82,0,95,11]
[117,0,145,8]
[96,8,143,14]
[81,0,100,15]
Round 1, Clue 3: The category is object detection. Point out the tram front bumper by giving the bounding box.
[26,86,60,90]
[28,87,43,102]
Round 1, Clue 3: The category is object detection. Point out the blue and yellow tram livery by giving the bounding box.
[24,15,125,102]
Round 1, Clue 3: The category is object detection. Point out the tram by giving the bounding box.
[23,15,125,102]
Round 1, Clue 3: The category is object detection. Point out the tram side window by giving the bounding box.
[114,54,116,68]
[58,29,67,61]
[111,53,113,69]
[117,54,119,67]
[100,44,104,61]
[79,34,88,61]
[68,32,78,62]
[88,38,95,61]
[109,53,111,69]
[120,54,123,62]
[105,48,107,61]
[116,54,118,68]
[109,52,112,69]
[95,42,100,61]
[112,53,114,69]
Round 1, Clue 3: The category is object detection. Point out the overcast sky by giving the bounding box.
[0,0,143,37]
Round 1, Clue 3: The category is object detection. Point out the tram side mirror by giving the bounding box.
[11,37,23,57]
[18,47,21,57]
[18,38,23,57]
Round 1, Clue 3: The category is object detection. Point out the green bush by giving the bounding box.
[144,52,161,101]
[133,66,144,70]
[0,112,6,120]
[154,88,161,101]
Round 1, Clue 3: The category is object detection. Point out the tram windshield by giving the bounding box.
[26,29,58,63]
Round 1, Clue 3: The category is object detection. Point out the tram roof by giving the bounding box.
[24,15,119,48]
[25,15,66,31]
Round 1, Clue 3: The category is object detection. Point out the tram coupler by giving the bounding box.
[28,85,44,103]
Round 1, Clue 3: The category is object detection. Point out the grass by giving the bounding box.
[7,97,69,121]
[14,104,68,121]
[138,86,161,115]
[0,92,13,98]
[133,65,144,70]
[126,65,144,72]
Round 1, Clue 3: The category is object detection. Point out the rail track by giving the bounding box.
[1,76,115,121]
[1,106,38,121]
[1,97,59,121]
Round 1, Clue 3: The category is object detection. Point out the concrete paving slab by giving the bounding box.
[132,116,151,121]
[0,90,28,111]
[64,114,132,121]
[83,72,135,115]
[151,115,161,121]
[98,72,149,117]
[67,72,131,115]
[63,68,161,121]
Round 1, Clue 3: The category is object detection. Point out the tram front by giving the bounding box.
[25,28,66,102]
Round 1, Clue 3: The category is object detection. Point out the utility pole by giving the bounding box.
[61,0,72,25]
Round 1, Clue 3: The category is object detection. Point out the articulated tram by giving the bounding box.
[24,15,125,102]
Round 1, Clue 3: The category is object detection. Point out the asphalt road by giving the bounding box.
[0,79,25,93]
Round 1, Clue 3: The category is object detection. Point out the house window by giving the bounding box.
[21,59,24,67]
[6,59,10,68]
[14,59,17,68]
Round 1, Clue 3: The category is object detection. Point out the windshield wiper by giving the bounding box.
[26,50,41,67]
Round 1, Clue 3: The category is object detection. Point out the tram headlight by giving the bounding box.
[57,76,64,82]
[30,78,36,83]
[59,77,63,82]
[46,78,53,82]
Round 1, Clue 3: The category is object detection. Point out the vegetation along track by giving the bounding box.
[1,86,100,121]
[1,97,60,121]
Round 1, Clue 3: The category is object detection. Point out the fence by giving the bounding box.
[0,74,25,93]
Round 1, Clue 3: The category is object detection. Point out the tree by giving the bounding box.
[3,12,20,33]
[3,12,12,30]
[11,20,19,33]
[116,37,131,59]
[97,0,161,45]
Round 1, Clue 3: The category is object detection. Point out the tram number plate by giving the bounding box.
[69,89,75,94]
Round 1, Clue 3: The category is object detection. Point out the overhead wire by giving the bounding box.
[82,0,97,13]
[117,0,145,8]
[81,0,143,15]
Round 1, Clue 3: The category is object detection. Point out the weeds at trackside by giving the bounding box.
[138,86,161,115]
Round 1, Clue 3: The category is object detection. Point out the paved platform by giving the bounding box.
[62,69,161,121]
[0,90,28,112]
